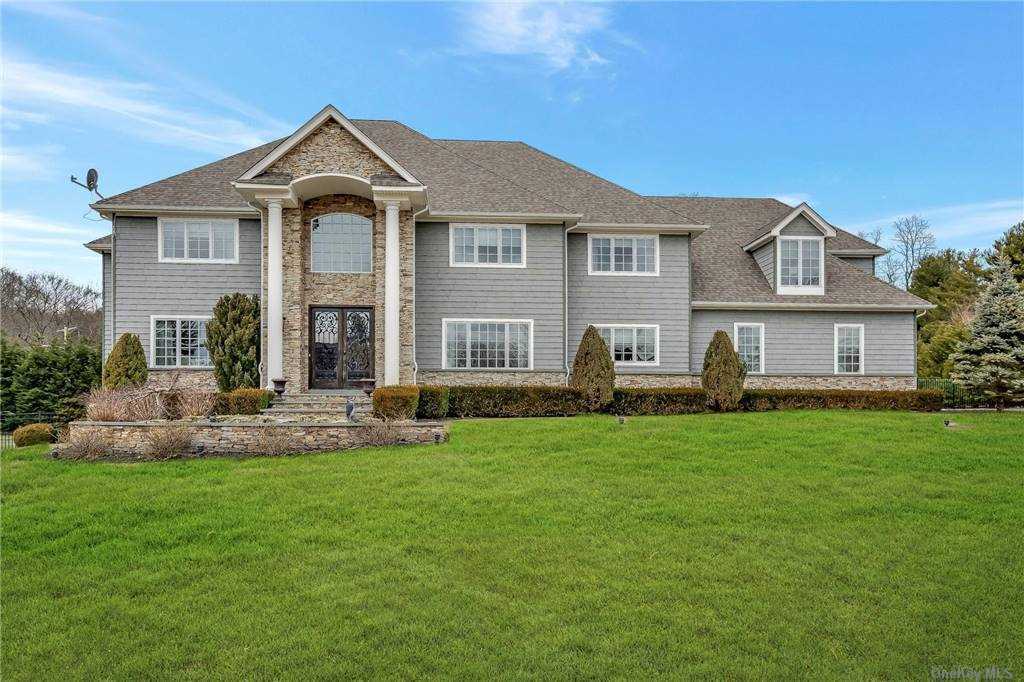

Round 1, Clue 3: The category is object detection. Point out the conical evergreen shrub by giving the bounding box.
[103,333,148,389]
[206,293,261,392]
[570,325,615,410]
[701,329,746,412]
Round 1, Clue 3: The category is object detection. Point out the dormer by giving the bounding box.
[743,203,836,296]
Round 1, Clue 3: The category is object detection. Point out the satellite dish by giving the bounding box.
[86,168,98,191]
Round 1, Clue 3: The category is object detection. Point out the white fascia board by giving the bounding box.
[571,222,708,235]
[418,210,583,225]
[743,203,838,251]
[830,248,888,257]
[237,105,419,183]
[91,204,260,219]
[691,301,935,311]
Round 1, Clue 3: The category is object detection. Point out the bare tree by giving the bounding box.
[878,253,902,286]
[891,215,936,289]
[0,268,102,345]
[857,226,885,247]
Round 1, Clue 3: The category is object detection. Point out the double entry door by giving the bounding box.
[309,306,374,389]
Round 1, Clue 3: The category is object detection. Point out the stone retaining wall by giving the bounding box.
[60,419,446,460]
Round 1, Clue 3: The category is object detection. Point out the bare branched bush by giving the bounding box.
[59,432,115,460]
[126,391,162,421]
[85,388,131,421]
[174,391,217,418]
[144,426,193,459]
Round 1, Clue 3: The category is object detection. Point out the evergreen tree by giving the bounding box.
[950,258,1024,409]
[570,325,615,410]
[103,333,148,389]
[701,330,746,412]
[917,322,970,379]
[206,293,261,391]
[1,336,27,430]
[11,340,100,427]
[992,221,1024,284]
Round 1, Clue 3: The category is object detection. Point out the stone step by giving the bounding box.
[263,407,356,416]
[273,395,372,404]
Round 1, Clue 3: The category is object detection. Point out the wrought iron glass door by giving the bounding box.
[309,307,374,389]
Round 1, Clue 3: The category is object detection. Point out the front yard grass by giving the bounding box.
[2,411,1022,679]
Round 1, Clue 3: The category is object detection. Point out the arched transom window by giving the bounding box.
[311,213,373,273]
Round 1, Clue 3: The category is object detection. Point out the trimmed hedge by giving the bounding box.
[447,386,588,418]
[373,386,420,420]
[12,423,53,447]
[416,385,450,420]
[608,387,943,414]
[215,388,274,415]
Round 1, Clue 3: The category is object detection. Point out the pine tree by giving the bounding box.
[950,258,1024,409]
[1,336,27,430]
[701,330,746,412]
[103,333,148,389]
[10,340,100,426]
[570,325,615,410]
[206,293,261,392]
[992,221,1024,284]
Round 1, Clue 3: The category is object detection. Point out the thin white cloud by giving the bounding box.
[3,56,286,155]
[0,144,63,181]
[0,210,93,237]
[847,199,1024,243]
[0,106,54,130]
[772,193,812,206]
[458,2,613,70]
[7,2,119,28]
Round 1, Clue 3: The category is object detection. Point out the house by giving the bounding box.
[85,105,933,393]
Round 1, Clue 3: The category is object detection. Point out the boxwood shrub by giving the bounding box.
[215,388,275,415]
[607,387,943,414]
[447,385,588,418]
[373,386,420,420]
[12,423,54,447]
[608,387,707,415]
[416,385,450,420]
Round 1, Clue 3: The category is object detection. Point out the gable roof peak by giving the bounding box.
[742,202,837,251]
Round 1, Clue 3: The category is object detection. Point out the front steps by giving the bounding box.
[262,392,373,420]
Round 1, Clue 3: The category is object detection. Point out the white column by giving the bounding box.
[384,200,401,386]
[266,198,284,388]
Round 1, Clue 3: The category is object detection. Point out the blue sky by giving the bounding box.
[2,1,1022,288]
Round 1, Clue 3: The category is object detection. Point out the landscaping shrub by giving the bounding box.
[741,388,943,412]
[174,390,217,418]
[0,336,26,431]
[373,386,420,420]
[12,422,53,447]
[701,330,745,412]
[102,333,147,389]
[58,432,114,461]
[206,293,261,391]
[447,385,588,418]
[609,388,708,415]
[416,385,450,420]
[216,388,274,415]
[570,325,615,410]
[85,388,131,421]
[11,340,101,427]
[143,426,193,459]
[126,391,162,421]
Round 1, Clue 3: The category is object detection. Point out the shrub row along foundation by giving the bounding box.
[58,420,446,460]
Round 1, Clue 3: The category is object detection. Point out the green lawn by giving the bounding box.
[3,411,1022,679]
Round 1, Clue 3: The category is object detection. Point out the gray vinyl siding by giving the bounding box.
[111,216,261,365]
[779,215,822,237]
[567,233,690,374]
[101,253,113,358]
[414,223,565,371]
[838,255,876,275]
[691,310,916,375]
[753,241,774,286]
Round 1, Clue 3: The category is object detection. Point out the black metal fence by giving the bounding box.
[917,378,997,409]
[0,432,14,450]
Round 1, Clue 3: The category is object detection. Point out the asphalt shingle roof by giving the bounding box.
[650,196,931,307]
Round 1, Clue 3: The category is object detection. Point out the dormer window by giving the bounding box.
[777,237,824,295]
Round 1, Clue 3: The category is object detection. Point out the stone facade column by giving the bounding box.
[384,199,401,386]
[266,198,284,388]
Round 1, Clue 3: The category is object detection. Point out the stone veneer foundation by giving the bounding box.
[416,371,567,386]
[418,372,916,390]
[63,419,446,459]
[742,375,917,390]
[144,370,219,391]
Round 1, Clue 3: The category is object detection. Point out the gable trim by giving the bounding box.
[238,105,420,184]
[743,203,837,252]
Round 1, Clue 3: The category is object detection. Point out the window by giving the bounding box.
[311,213,372,273]
[595,325,658,365]
[450,224,525,267]
[777,237,823,294]
[733,323,764,374]
[589,235,658,275]
[159,219,237,263]
[443,320,532,369]
[151,317,211,368]
[835,324,864,375]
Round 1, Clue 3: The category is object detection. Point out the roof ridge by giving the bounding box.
[648,195,792,205]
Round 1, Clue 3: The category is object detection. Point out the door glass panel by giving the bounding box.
[344,310,372,382]
[313,310,340,384]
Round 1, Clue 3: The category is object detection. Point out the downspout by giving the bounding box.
[109,211,116,360]
[563,221,571,385]
[247,201,266,386]
[410,205,429,384]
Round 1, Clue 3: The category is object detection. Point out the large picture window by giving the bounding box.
[733,323,764,374]
[311,213,372,273]
[595,325,658,365]
[159,219,237,263]
[777,237,823,294]
[443,319,532,369]
[151,317,211,368]
[589,235,658,275]
[834,323,864,375]
[450,224,525,267]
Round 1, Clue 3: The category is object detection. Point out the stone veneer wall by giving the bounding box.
[145,370,220,391]
[63,420,446,459]
[416,371,567,387]
[415,372,917,390]
[743,375,918,390]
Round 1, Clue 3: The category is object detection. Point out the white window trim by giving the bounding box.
[834,323,865,375]
[149,315,213,369]
[448,223,527,268]
[733,322,765,374]
[309,212,374,274]
[157,217,240,264]
[441,318,534,370]
[776,236,824,295]
[593,324,660,367]
[587,234,660,276]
